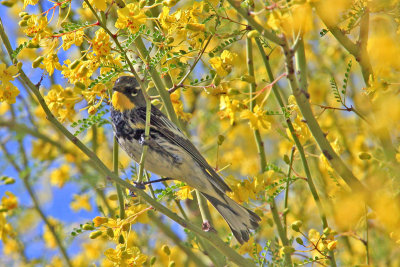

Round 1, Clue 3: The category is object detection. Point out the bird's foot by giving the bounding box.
[139,134,149,146]
[133,181,146,189]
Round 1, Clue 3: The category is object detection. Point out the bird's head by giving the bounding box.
[111,76,146,112]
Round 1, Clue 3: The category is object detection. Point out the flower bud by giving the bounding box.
[118,234,125,244]
[162,245,171,255]
[327,240,337,251]
[247,30,260,39]
[74,81,85,90]
[166,37,174,44]
[4,177,15,185]
[185,23,205,32]
[212,74,221,86]
[240,74,255,83]
[1,1,15,7]
[18,20,28,27]
[32,56,44,68]
[291,220,302,232]
[295,237,304,246]
[88,106,97,115]
[19,12,29,17]
[106,227,114,238]
[27,42,40,48]
[70,60,81,70]
[89,230,103,239]
[358,152,371,160]
[281,246,295,254]
[217,135,225,146]
[82,223,95,230]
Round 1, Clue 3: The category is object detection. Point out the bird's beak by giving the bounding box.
[112,86,123,92]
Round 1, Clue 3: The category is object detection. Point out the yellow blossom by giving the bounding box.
[24,15,51,43]
[238,236,262,257]
[115,3,147,34]
[85,0,112,11]
[104,244,147,266]
[93,216,109,227]
[50,164,70,188]
[41,53,62,75]
[209,50,238,77]
[1,192,18,211]
[170,91,192,121]
[0,82,20,104]
[23,0,38,8]
[93,29,111,56]
[70,194,92,212]
[0,63,19,83]
[240,105,271,130]
[43,218,61,249]
[125,204,150,224]
[175,185,194,200]
[61,30,84,50]
[218,95,241,124]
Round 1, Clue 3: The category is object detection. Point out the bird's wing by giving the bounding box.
[134,106,232,193]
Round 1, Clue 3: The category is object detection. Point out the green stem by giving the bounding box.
[283,147,295,234]
[247,37,292,266]
[114,137,125,219]
[246,37,267,173]
[256,38,337,266]
[288,38,337,267]
[282,38,368,195]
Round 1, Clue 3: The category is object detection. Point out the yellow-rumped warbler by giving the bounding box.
[110,76,260,244]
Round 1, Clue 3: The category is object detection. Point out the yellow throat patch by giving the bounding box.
[111,91,135,112]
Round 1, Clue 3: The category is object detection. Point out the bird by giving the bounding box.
[110,76,261,244]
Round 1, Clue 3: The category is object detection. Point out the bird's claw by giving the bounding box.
[133,181,146,189]
[139,134,149,146]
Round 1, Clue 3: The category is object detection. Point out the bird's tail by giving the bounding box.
[202,192,261,244]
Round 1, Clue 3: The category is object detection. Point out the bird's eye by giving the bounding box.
[131,92,138,97]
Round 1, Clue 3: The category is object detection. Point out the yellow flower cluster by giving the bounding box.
[44,85,79,122]
[0,63,19,104]
[226,170,275,203]
[209,50,238,77]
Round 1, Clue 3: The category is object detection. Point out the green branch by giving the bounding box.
[0,143,73,267]
[247,36,292,266]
